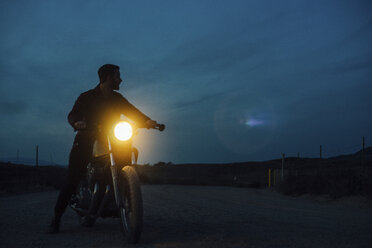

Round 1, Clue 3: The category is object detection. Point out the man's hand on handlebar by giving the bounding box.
[74,121,87,130]
[145,119,165,131]
[145,119,157,129]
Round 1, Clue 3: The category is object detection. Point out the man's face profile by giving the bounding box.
[109,70,122,90]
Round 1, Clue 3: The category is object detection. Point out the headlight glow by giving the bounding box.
[114,121,133,141]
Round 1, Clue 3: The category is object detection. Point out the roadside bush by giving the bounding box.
[0,164,67,195]
[276,167,372,198]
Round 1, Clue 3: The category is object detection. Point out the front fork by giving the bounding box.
[107,136,122,208]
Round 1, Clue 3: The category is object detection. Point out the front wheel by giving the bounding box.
[118,166,143,244]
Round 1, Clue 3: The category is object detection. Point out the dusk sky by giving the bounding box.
[0,0,371,165]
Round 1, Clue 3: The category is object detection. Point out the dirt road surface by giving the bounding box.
[0,185,371,248]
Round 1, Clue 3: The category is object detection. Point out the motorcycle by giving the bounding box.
[69,118,165,244]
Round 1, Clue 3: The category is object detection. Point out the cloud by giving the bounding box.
[174,91,226,109]
[168,40,260,71]
[327,60,372,74]
[328,19,372,49]
[0,100,27,115]
[123,28,273,89]
[163,32,274,79]
[173,87,244,110]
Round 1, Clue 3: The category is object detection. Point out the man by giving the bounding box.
[47,64,158,233]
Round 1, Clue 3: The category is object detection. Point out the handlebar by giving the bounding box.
[154,123,165,131]
[75,122,165,132]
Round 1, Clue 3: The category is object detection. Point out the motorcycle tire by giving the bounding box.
[118,165,143,244]
[74,180,92,224]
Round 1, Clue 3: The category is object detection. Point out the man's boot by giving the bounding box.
[46,215,61,234]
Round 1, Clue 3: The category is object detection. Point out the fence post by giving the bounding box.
[36,145,39,167]
[268,168,271,188]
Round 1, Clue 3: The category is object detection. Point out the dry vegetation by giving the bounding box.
[1,148,371,198]
[135,156,372,198]
[0,163,67,195]
[274,160,372,198]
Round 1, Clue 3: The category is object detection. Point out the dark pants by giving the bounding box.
[54,132,94,217]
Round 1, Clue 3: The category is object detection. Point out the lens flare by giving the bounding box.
[245,118,264,127]
[114,121,133,141]
[214,90,278,156]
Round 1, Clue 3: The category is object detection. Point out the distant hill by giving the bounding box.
[0,157,63,166]
[1,147,370,168]
[330,146,372,161]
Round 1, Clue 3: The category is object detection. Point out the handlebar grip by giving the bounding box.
[156,124,165,131]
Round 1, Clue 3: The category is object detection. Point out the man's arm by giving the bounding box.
[117,94,152,125]
[68,94,86,130]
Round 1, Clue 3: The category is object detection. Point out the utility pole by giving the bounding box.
[16,149,19,161]
[36,145,39,167]
[362,136,365,165]
[320,145,322,159]
[281,153,285,180]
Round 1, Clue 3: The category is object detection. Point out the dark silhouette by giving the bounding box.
[47,64,159,233]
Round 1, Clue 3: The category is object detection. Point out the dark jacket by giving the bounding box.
[68,85,150,132]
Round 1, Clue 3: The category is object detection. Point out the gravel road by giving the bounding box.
[0,185,371,248]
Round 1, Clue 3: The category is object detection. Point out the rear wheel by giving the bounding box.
[119,166,143,244]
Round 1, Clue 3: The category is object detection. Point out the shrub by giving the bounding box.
[276,167,372,198]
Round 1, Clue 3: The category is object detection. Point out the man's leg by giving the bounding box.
[47,134,92,233]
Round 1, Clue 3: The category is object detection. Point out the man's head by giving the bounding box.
[98,64,122,90]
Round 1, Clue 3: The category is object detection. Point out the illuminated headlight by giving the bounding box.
[114,121,133,141]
